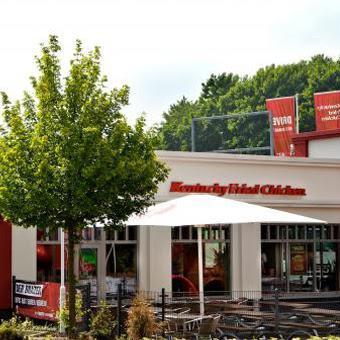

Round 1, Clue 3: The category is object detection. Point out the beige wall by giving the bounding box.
[231,223,261,293]
[12,226,36,281]
[138,226,172,292]
[156,151,340,221]
[309,137,340,159]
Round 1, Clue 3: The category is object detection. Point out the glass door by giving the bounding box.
[261,243,286,291]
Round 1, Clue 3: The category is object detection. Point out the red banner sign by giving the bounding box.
[266,96,295,156]
[314,91,340,131]
[14,280,60,321]
[169,181,306,196]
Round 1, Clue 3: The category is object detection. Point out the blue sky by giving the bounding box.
[1,0,340,126]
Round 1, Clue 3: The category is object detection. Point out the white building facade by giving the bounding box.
[2,150,338,307]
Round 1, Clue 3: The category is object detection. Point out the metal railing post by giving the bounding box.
[161,288,165,322]
[12,275,16,313]
[274,288,280,336]
[117,283,122,337]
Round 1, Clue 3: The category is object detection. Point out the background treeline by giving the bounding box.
[156,55,340,152]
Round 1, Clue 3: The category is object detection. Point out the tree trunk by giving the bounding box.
[67,225,76,338]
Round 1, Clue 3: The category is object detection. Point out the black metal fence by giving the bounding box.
[108,286,340,339]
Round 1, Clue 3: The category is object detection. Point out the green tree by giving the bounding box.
[0,36,168,337]
[157,96,198,151]
[158,55,340,152]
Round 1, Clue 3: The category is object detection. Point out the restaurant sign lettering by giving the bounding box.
[170,181,306,196]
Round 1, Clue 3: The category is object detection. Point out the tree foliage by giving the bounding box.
[0,35,168,336]
[157,56,340,152]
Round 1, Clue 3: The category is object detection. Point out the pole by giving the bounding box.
[191,119,196,152]
[197,226,204,315]
[117,283,122,337]
[274,288,279,337]
[161,288,165,322]
[268,111,274,156]
[59,228,66,334]
[12,275,16,313]
[295,94,299,134]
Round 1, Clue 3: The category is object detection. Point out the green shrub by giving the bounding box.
[89,300,116,339]
[57,290,84,332]
[0,321,24,340]
[0,316,56,339]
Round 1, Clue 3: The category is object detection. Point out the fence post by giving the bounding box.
[12,275,16,313]
[274,288,279,336]
[117,283,122,337]
[84,282,91,331]
[161,288,165,323]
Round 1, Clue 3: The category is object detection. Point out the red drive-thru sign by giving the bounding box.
[14,280,60,321]
[266,96,295,156]
[314,90,340,131]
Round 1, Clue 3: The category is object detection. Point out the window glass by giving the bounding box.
[106,244,137,293]
[128,226,137,241]
[323,225,332,240]
[315,226,322,240]
[261,243,286,291]
[288,226,296,240]
[289,243,314,292]
[211,226,220,240]
[83,228,92,241]
[222,225,230,240]
[106,229,115,240]
[297,226,305,239]
[117,228,126,241]
[172,242,230,293]
[181,226,190,240]
[37,244,63,282]
[94,227,101,241]
[203,227,210,240]
[280,226,287,239]
[307,226,314,239]
[172,227,180,240]
[270,225,278,240]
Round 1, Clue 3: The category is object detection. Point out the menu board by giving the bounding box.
[290,245,306,274]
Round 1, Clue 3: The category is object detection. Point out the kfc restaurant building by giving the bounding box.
[1,144,340,314]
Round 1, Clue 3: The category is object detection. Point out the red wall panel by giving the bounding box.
[0,219,12,310]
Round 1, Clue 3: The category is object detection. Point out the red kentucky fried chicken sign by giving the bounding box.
[14,280,60,321]
[266,96,295,157]
[314,90,340,131]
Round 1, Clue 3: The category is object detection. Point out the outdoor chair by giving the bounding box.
[181,314,221,339]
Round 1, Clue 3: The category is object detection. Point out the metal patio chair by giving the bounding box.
[182,314,221,339]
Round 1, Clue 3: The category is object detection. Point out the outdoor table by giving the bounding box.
[165,313,210,331]
[260,300,311,309]
[294,307,340,316]
[223,309,274,319]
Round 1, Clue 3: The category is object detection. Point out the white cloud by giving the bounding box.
[1,0,340,125]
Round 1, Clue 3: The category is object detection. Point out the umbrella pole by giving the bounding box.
[197,225,204,315]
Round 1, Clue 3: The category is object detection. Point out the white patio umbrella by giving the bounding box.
[126,194,326,314]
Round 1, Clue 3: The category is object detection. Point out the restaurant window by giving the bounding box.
[38,226,138,298]
[172,225,230,293]
[105,226,137,294]
[37,244,63,282]
[37,228,63,282]
[262,224,340,292]
[106,244,137,294]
